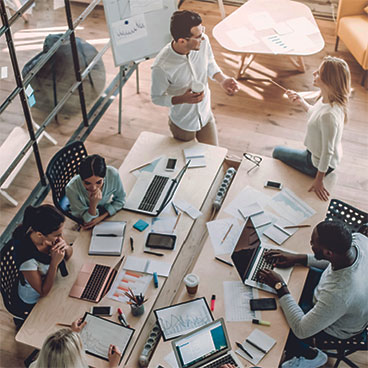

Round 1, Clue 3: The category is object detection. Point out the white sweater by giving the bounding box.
[279,233,368,339]
[304,99,344,173]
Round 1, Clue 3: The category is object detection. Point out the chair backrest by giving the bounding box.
[46,141,87,224]
[325,199,368,232]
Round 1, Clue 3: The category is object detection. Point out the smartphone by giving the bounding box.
[165,158,177,172]
[264,180,283,190]
[90,306,112,316]
[145,232,176,250]
[250,298,277,311]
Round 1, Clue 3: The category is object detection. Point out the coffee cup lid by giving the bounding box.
[184,273,199,286]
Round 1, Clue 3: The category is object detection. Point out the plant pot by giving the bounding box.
[130,304,145,316]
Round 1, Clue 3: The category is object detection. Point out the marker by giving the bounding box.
[245,338,267,354]
[153,272,159,288]
[252,318,271,326]
[211,294,216,311]
[117,308,129,327]
[215,257,233,267]
[56,323,72,327]
[144,250,164,257]
[236,342,253,359]
[172,202,179,215]
[130,236,134,251]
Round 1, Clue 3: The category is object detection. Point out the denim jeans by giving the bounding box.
[272,146,334,177]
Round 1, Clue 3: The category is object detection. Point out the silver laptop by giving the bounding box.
[172,318,244,368]
[231,217,293,294]
[124,162,189,216]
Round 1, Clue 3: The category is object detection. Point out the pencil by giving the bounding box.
[245,338,267,354]
[221,223,233,244]
[173,212,181,231]
[215,257,234,267]
[284,224,311,229]
[56,323,72,327]
[270,79,287,92]
[129,160,154,173]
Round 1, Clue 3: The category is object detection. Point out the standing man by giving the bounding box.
[151,10,239,146]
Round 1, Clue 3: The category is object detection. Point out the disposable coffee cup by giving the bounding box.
[184,273,199,294]
[191,81,204,94]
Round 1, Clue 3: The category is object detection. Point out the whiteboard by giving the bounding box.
[103,0,177,67]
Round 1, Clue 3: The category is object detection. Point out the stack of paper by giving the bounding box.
[183,146,206,168]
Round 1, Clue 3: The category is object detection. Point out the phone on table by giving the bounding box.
[91,306,112,316]
[264,180,283,190]
[165,158,177,172]
[250,298,277,311]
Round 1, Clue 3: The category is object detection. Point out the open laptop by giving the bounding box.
[69,257,124,302]
[231,217,293,294]
[123,162,189,216]
[172,318,244,368]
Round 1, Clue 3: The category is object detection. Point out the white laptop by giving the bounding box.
[124,162,189,216]
[172,318,244,368]
[231,217,293,294]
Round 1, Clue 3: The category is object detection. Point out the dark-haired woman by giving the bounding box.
[65,154,126,229]
[13,205,72,311]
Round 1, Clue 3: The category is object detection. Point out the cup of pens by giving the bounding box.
[125,288,148,317]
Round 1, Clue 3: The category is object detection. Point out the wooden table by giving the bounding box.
[149,155,335,368]
[15,132,227,367]
[212,0,325,78]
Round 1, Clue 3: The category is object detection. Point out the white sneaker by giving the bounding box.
[281,348,328,368]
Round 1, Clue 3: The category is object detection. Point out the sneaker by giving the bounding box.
[281,348,328,368]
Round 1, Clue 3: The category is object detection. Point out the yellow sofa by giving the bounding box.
[335,0,368,86]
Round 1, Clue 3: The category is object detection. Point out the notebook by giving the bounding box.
[89,221,126,256]
[231,217,293,294]
[172,318,244,368]
[183,146,206,168]
[124,162,189,216]
[69,257,124,302]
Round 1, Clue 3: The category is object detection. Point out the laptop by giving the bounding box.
[231,217,293,294]
[69,257,124,302]
[172,318,244,368]
[123,162,189,216]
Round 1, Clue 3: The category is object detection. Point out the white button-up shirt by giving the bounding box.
[151,35,221,131]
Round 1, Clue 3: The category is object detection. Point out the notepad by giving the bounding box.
[183,146,206,168]
[123,256,171,277]
[89,221,126,256]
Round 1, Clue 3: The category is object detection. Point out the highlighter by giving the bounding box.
[153,272,159,288]
[252,318,271,326]
[211,294,216,311]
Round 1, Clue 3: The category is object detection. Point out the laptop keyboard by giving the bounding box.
[138,175,169,212]
[204,353,239,368]
[251,248,275,282]
[81,264,110,301]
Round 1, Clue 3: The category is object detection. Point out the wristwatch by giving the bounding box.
[274,281,287,291]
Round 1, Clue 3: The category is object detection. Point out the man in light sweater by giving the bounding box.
[151,10,239,146]
[258,220,368,368]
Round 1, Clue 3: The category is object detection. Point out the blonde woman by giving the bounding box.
[30,318,121,368]
[273,56,351,201]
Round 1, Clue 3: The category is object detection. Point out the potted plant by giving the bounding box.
[124,288,148,316]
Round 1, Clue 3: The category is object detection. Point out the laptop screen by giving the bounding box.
[231,217,261,282]
[173,320,228,368]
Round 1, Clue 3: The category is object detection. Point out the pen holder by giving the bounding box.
[131,304,145,316]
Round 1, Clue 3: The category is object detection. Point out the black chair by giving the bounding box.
[46,141,88,225]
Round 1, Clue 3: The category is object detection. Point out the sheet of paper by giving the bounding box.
[248,11,276,31]
[286,16,319,36]
[206,217,242,255]
[268,188,316,224]
[273,22,293,35]
[164,351,179,368]
[80,313,133,360]
[129,0,163,16]
[223,281,260,321]
[1,66,8,79]
[262,34,294,54]
[151,216,177,233]
[226,27,259,47]
[280,33,315,52]
[261,212,298,244]
[155,298,213,340]
[174,199,202,219]
[111,14,147,46]
[123,256,171,277]
[108,269,152,303]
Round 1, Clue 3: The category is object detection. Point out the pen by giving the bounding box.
[173,212,181,232]
[117,308,129,327]
[269,79,287,92]
[252,318,271,326]
[95,234,118,237]
[236,342,253,359]
[172,202,179,216]
[130,236,134,251]
[56,323,72,327]
[210,294,216,311]
[221,223,233,244]
[153,272,159,288]
[129,160,154,173]
[274,223,292,236]
[284,224,311,229]
[144,250,164,257]
[245,338,267,354]
[215,257,234,267]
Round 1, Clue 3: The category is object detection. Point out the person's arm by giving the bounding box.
[307,254,330,270]
[108,345,122,368]
[212,72,239,96]
[104,168,126,216]
[265,249,308,268]
[286,90,311,112]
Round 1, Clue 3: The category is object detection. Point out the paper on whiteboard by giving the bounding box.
[226,27,259,47]
[130,0,163,16]
[111,14,147,46]
[223,281,260,321]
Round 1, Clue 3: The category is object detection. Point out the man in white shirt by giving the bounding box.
[151,10,239,145]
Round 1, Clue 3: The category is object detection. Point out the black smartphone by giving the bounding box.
[91,306,112,316]
[145,232,176,250]
[264,180,283,190]
[250,298,277,311]
[165,158,177,172]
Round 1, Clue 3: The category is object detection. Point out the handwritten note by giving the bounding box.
[111,14,147,46]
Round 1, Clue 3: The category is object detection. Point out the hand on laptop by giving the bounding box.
[108,344,122,368]
[265,249,307,268]
[258,269,284,289]
[220,364,236,368]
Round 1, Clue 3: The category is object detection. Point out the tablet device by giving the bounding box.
[145,232,176,250]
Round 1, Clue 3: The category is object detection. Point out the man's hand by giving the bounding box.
[220,365,236,368]
[108,345,122,368]
[258,269,284,289]
[308,177,330,201]
[220,77,239,95]
[172,89,204,105]
[265,250,306,268]
[83,212,109,230]
[71,318,87,332]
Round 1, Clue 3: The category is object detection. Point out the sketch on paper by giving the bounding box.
[111,13,147,46]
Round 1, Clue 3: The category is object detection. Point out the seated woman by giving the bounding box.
[66,154,126,229]
[272,56,351,201]
[30,318,122,368]
[14,205,72,312]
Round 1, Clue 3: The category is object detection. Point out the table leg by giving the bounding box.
[237,54,256,79]
[288,55,306,73]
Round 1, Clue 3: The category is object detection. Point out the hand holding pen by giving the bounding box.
[108,345,122,368]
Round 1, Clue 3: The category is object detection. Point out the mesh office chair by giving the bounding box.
[46,141,88,225]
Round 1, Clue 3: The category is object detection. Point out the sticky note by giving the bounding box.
[133,219,149,232]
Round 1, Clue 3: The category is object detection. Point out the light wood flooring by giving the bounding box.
[0,0,367,367]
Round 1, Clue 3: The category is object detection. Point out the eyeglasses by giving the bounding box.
[243,153,262,173]
[186,26,205,40]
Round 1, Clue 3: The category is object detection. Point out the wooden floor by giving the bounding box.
[0,0,367,367]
